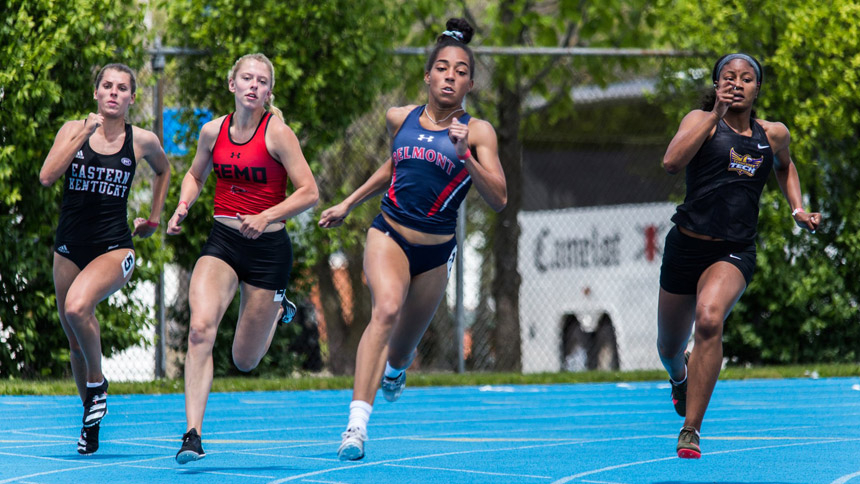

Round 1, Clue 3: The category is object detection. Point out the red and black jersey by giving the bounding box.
[211,112,288,221]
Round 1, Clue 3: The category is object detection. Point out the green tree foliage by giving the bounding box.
[654,0,860,363]
[0,1,166,377]
[161,0,418,375]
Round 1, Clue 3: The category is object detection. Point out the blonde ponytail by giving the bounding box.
[267,94,285,122]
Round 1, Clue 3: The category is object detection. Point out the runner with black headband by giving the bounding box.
[657,53,820,458]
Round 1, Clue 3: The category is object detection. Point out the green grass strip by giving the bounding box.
[1,364,858,396]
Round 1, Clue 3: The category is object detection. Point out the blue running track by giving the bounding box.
[1,378,859,483]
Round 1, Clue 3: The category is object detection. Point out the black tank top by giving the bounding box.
[671,118,774,243]
[56,124,137,244]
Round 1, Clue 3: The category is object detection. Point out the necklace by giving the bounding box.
[424,106,463,125]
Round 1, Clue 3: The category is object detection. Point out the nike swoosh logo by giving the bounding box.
[729,254,741,260]
[108,244,120,250]
[757,143,769,149]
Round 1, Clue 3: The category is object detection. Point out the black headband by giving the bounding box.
[712,53,762,86]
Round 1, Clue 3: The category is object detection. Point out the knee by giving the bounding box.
[370,301,401,332]
[63,298,93,325]
[187,321,216,349]
[694,304,725,340]
[232,351,261,373]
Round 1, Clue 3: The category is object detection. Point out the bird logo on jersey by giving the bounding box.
[727,147,763,177]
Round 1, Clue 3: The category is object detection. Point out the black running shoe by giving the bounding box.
[670,352,689,417]
[77,423,100,455]
[83,379,109,428]
[176,428,205,464]
[280,297,297,324]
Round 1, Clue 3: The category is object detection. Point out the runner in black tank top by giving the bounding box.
[655,54,821,459]
[39,64,170,455]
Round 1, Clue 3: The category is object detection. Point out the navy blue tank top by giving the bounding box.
[671,118,774,243]
[56,124,136,244]
[381,105,472,234]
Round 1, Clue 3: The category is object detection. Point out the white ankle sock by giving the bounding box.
[347,400,373,431]
[86,379,105,388]
[384,361,404,379]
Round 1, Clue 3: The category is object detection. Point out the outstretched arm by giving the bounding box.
[319,106,413,228]
[166,120,219,235]
[768,122,820,233]
[131,128,171,238]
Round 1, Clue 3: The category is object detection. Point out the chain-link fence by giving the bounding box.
[104,49,690,381]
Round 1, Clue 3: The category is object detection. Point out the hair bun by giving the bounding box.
[441,18,474,44]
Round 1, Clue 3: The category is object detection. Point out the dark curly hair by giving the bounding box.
[424,18,475,79]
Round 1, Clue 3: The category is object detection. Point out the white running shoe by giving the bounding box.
[381,371,406,402]
[337,427,367,461]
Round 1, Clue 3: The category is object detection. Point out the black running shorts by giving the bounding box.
[199,221,292,291]
[659,225,756,295]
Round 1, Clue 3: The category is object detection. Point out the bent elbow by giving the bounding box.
[662,158,681,175]
[39,173,55,187]
[493,194,507,213]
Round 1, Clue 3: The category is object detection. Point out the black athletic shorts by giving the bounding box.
[54,237,134,271]
[200,221,292,291]
[659,225,756,295]
[371,213,457,278]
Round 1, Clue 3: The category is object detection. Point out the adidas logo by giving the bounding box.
[57,245,69,254]
[75,150,84,160]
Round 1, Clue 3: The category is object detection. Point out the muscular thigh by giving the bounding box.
[189,256,240,325]
[696,261,747,320]
[364,228,411,310]
[63,249,136,307]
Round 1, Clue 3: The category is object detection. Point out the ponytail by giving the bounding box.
[267,94,284,122]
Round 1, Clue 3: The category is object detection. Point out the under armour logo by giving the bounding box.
[417,134,434,142]
[230,152,241,159]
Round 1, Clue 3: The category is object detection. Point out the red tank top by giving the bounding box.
[211,112,288,221]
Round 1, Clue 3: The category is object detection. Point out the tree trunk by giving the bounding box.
[491,81,524,372]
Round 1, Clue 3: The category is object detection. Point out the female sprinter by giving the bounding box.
[39,63,171,455]
[167,53,318,464]
[319,18,507,461]
[658,53,820,459]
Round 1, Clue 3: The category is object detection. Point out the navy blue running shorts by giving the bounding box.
[371,213,457,278]
[199,221,292,291]
[659,225,756,295]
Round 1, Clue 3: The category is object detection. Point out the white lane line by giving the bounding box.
[383,463,551,479]
[551,437,860,484]
[831,470,860,484]
[265,435,663,484]
[0,454,175,484]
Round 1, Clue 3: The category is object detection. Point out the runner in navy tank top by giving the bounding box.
[320,18,507,461]
[167,53,318,464]
[39,63,171,455]
[656,54,821,459]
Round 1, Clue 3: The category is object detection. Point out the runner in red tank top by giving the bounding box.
[166,53,318,464]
